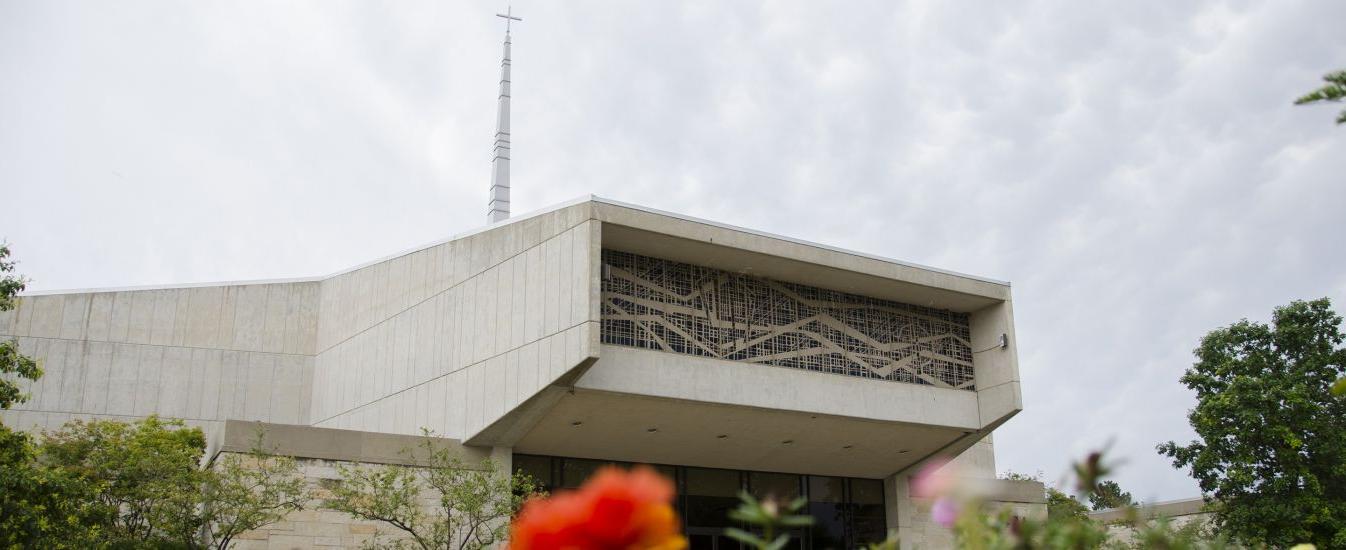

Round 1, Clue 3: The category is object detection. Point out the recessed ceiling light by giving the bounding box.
[782,440,794,445]
[716,434,728,439]
[571,421,583,427]
[646,428,658,433]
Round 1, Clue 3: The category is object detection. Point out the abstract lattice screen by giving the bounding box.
[600,250,976,390]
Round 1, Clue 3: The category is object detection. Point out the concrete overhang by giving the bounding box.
[512,389,968,479]
[583,346,980,429]
[504,346,987,479]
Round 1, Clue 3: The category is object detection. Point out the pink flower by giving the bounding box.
[911,458,954,497]
[931,497,960,528]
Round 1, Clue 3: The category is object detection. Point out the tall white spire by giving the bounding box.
[488,7,521,224]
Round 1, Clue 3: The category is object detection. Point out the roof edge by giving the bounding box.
[20,195,599,296]
[21,194,1010,296]
[590,195,1010,287]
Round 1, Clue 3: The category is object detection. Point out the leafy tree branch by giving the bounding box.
[1294,70,1346,124]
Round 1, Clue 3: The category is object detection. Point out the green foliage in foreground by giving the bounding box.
[729,460,1230,550]
[1159,298,1346,548]
[0,423,105,549]
[0,243,40,411]
[725,491,814,550]
[1295,70,1346,124]
[952,453,1235,550]
[41,416,208,546]
[1,416,306,549]
[323,432,539,550]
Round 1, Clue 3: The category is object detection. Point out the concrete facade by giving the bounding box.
[1,196,1038,548]
[0,281,317,434]
[309,205,598,441]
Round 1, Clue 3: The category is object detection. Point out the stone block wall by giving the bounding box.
[227,457,405,550]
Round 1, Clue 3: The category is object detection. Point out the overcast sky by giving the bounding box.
[2,0,1343,501]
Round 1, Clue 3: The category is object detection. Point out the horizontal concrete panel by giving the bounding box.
[1,282,319,355]
[0,337,312,425]
[211,420,491,467]
[580,346,981,430]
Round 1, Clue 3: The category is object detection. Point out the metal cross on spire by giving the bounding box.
[488,6,521,224]
[496,6,521,34]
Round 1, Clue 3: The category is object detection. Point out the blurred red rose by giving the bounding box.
[509,466,687,550]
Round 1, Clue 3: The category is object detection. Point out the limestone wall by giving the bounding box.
[227,457,405,550]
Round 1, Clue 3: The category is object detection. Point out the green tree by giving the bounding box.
[1295,70,1346,124]
[1089,480,1135,511]
[194,429,308,549]
[1046,488,1090,522]
[40,417,307,549]
[0,243,41,410]
[0,244,99,548]
[41,416,207,546]
[324,433,539,550]
[1158,298,1346,548]
[0,423,105,549]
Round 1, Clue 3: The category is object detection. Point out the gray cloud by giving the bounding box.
[2,0,1343,500]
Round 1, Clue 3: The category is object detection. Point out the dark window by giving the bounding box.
[747,472,801,501]
[563,458,635,489]
[513,455,554,494]
[747,473,804,548]
[684,467,742,529]
[807,476,847,550]
[849,478,887,546]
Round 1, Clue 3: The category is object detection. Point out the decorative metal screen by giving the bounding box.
[600,250,976,390]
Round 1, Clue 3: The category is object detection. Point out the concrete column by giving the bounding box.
[490,446,515,549]
[490,445,513,473]
[884,472,916,550]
